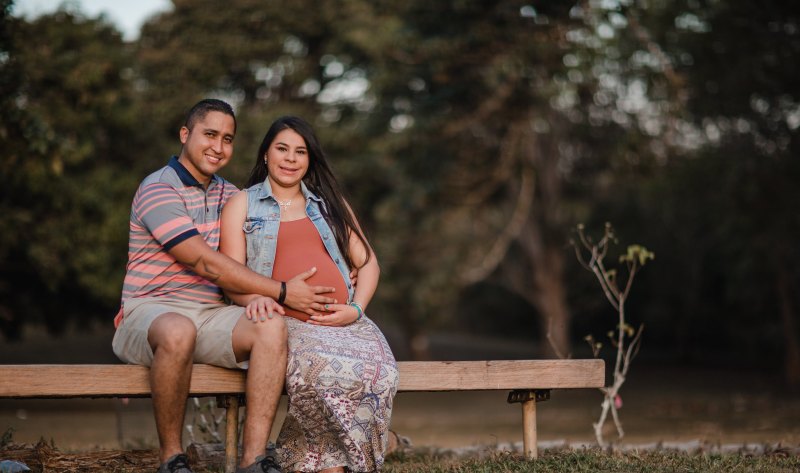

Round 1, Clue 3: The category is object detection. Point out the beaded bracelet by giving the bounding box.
[349,301,364,322]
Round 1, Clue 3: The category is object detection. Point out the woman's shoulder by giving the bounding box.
[221,189,247,216]
[244,182,266,194]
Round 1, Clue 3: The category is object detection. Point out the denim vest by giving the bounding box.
[243,180,354,302]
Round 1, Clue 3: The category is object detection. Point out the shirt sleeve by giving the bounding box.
[132,183,200,250]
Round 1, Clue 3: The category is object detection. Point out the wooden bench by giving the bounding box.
[0,360,604,471]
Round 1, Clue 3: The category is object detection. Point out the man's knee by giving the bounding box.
[250,316,287,350]
[255,315,287,340]
[232,315,287,362]
[148,313,196,357]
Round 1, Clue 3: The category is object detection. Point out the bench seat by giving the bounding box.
[0,360,604,470]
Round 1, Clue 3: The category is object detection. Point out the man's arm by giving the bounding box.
[169,235,336,314]
[134,183,335,314]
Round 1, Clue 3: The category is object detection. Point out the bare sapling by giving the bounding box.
[571,222,653,447]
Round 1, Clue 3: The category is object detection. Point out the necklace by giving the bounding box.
[276,198,292,212]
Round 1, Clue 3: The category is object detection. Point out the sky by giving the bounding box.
[12,0,173,41]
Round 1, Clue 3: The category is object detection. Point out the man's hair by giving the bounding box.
[184,99,237,132]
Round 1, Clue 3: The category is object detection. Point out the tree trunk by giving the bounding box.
[523,118,571,358]
[516,216,571,358]
[505,140,572,357]
[395,296,432,361]
[460,115,573,359]
[535,248,571,358]
[776,266,800,389]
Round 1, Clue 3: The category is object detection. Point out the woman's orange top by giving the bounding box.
[271,217,348,321]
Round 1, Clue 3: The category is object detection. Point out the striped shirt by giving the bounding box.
[115,156,238,327]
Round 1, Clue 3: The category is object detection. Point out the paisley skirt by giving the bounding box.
[277,316,399,472]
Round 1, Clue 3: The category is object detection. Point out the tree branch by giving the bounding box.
[461,164,535,284]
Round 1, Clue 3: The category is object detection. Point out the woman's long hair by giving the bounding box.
[245,116,371,269]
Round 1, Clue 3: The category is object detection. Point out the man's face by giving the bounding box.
[178,111,235,186]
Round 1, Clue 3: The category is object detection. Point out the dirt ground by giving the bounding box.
[1,324,798,452]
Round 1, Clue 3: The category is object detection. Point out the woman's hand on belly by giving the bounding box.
[307,304,360,327]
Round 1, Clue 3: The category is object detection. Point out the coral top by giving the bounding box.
[271,217,348,321]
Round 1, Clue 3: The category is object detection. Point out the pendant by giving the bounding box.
[277,199,291,212]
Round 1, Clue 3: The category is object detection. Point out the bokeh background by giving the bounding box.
[1,0,799,450]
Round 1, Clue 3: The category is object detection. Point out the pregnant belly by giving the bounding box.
[268,217,349,322]
[274,257,348,322]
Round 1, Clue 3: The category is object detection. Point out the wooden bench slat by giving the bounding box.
[0,360,604,398]
[398,360,605,390]
[0,360,605,465]
[0,365,238,398]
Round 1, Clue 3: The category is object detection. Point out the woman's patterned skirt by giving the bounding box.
[277,316,399,472]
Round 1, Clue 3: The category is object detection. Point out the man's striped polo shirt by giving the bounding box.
[115,156,239,327]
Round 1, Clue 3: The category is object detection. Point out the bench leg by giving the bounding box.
[218,395,240,473]
[521,398,537,459]
[508,389,550,460]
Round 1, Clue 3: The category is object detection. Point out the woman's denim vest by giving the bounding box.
[243,180,355,302]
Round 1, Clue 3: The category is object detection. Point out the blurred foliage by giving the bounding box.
[1,0,798,382]
[1,2,139,337]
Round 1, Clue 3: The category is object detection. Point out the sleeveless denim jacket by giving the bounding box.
[243,180,355,302]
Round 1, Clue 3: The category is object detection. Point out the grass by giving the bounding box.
[3,450,800,473]
[382,448,800,473]
[3,436,798,472]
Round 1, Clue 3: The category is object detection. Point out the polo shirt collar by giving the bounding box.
[168,155,220,188]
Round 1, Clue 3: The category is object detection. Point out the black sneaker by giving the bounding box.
[155,453,193,473]
[235,453,281,473]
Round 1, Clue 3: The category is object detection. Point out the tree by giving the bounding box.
[134,0,387,180]
[572,223,651,446]
[0,5,139,336]
[350,0,676,358]
[629,0,800,387]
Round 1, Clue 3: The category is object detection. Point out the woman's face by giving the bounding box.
[265,128,309,190]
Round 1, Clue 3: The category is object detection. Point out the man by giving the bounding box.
[112,99,337,473]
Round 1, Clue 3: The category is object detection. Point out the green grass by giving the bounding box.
[3,438,798,472]
[382,448,800,473]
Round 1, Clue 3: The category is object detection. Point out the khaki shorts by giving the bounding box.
[112,297,246,369]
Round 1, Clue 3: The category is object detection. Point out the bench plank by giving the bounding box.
[398,360,605,390]
[0,360,604,398]
[0,360,605,466]
[0,364,240,398]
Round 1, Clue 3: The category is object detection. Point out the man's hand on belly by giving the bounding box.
[285,267,337,316]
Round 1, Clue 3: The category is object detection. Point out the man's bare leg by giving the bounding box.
[232,315,287,467]
[148,313,197,463]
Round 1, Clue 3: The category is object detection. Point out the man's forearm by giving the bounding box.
[223,289,262,307]
[187,252,280,297]
[171,236,281,298]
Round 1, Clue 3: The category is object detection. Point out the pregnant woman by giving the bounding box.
[220,116,399,472]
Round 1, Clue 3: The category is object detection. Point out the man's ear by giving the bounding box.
[179,126,189,144]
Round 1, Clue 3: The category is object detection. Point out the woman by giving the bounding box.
[220,116,399,473]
